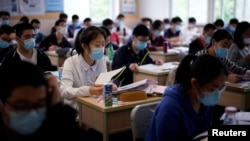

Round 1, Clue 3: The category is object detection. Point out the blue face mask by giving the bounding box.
[216,47,228,58]
[35,28,40,34]
[154,30,162,37]
[229,26,236,32]
[136,41,147,50]
[23,38,36,51]
[205,36,211,44]
[0,40,10,48]
[1,20,9,25]
[198,86,225,106]
[175,25,181,32]
[89,47,104,60]
[9,108,46,135]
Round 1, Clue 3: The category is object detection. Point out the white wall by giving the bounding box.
[139,0,170,21]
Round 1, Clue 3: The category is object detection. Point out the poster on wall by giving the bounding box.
[0,0,19,16]
[19,0,45,15]
[121,0,136,14]
[45,0,64,12]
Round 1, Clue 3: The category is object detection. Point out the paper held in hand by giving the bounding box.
[95,66,126,84]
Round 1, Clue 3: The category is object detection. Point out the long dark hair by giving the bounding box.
[175,54,228,88]
[207,29,233,48]
[234,21,250,50]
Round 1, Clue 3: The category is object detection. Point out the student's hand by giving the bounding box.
[49,45,58,51]
[129,63,139,72]
[45,75,60,106]
[112,84,118,91]
[227,74,242,83]
[89,84,103,96]
[155,59,163,65]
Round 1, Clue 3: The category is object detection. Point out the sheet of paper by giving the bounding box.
[220,112,250,121]
[95,67,125,84]
[138,62,179,72]
[152,85,167,94]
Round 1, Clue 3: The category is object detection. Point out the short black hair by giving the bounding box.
[76,26,107,55]
[117,14,125,19]
[132,24,150,37]
[100,26,110,36]
[0,25,14,35]
[102,18,113,26]
[0,11,10,17]
[72,14,79,20]
[152,20,163,30]
[30,19,40,24]
[163,18,170,24]
[234,21,250,50]
[171,17,182,24]
[83,18,91,23]
[141,17,152,25]
[59,13,68,19]
[188,17,196,23]
[15,23,34,37]
[203,23,216,32]
[214,19,224,27]
[0,61,47,103]
[208,29,233,48]
[20,16,29,23]
[229,18,239,25]
[54,19,65,26]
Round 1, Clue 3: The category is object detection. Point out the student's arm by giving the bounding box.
[219,57,247,75]
[227,44,250,68]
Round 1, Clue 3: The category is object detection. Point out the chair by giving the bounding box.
[130,101,160,141]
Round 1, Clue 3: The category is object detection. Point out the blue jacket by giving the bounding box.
[111,42,154,86]
[145,84,214,141]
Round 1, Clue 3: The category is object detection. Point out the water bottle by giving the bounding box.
[223,106,238,125]
[163,41,169,53]
[58,67,63,80]
[108,43,114,61]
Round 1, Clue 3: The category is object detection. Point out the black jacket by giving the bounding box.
[0,103,88,141]
[39,34,72,51]
[112,42,155,86]
[0,45,15,63]
[1,47,57,72]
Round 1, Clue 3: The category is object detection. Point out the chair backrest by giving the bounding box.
[130,101,160,141]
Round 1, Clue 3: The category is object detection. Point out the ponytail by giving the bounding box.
[175,54,197,88]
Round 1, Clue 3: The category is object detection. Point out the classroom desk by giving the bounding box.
[149,49,180,62]
[77,96,162,141]
[218,82,250,111]
[133,62,179,85]
[45,51,67,67]
[171,46,189,61]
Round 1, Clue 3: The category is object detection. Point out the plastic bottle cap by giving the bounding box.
[225,106,237,113]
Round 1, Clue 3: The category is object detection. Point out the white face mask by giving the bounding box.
[59,26,67,35]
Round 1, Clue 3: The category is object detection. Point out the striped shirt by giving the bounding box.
[196,49,247,75]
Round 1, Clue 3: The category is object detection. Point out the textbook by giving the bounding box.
[95,66,126,84]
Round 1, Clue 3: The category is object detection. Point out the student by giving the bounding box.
[214,19,224,30]
[60,26,114,110]
[30,19,45,46]
[196,29,250,82]
[148,20,166,51]
[13,16,29,30]
[68,14,81,38]
[228,21,250,69]
[0,61,88,141]
[180,17,200,44]
[145,54,228,141]
[141,17,152,29]
[115,14,125,33]
[39,19,72,51]
[163,18,170,30]
[0,11,10,27]
[112,24,163,86]
[99,26,119,53]
[102,18,119,46]
[1,23,56,72]
[82,18,92,28]
[188,23,216,54]
[0,25,15,63]
[225,18,239,36]
[164,16,182,42]
[50,13,69,34]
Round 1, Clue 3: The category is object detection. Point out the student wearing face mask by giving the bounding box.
[0,61,88,141]
[1,23,56,72]
[164,16,182,43]
[39,19,72,51]
[112,24,163,86]
[30,19,45,46]
[60,26,117,110]
[196,29,250,83]
[0,11,10,27]
[228,21,250,69]
[188,23,216,55]
[147,20,166,51]
[145,54,228,141]
[68,14,81,38]
[0,25,15,63]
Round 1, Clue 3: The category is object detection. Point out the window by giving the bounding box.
[235,0,250,21]
[90,0,112,22]
[214,0,235,22]
[171,0,208,24]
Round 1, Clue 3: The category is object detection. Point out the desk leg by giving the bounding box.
[103,113,108,141]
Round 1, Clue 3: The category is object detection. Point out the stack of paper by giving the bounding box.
[95,66,126,84]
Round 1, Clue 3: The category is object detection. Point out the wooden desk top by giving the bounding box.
[226,82,250,93]
[137,62,179,75]
[149,49,179,56]
[77,96,162,113]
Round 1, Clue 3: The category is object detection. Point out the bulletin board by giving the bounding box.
[119,0,139,19]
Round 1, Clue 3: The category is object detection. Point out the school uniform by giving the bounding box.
[39,34,72,51]
[145,84,213,141]
[0,45,15,63]
[188,37,206,54]
[147,35,166,51]
[60,54,107,109]
[1,47,57,72]
[164,28,180,39]
[228,43,250,69]
[68,24,82,38]
[111,43,155,86]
